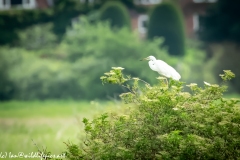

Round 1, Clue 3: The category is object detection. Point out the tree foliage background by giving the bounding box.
[199,0,240,43]
[0,0,240,100]
[148,1,185,56]
[199,0,240,93]
[99,1,131,29]
[0,17,206,100]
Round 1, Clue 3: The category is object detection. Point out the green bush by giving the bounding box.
[1,17,161,100]
[0,18,171,100]
[0,1,86,46]
[0,48,18,100]
[1,18,208,100]
[61,17,176,99]
[99,1,131,29]
[180,40,206,86]
[17,23,57,50]
[147,2,186,56]
[205,42,240,93]
[0,9,54,45]
[64,68,240,159]
[0,48,81,100]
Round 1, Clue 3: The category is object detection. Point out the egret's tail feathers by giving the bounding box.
[172,72,181,81]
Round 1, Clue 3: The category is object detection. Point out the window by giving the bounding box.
[0,0,36,10]
[193,0,217,3]
[208,0,217,2]
[47,0,53,6]
[138,14,148,34]
[80,0,95,3]
[11,0,22,5]
[0,0,10,9]
[193,13,199,32]
[193,0,205,3]
[22,0,36,9]
[134,0,162,5]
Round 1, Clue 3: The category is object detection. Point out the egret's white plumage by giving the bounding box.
[143,55,181,80]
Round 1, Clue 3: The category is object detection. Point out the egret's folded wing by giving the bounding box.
[155,60,181,80]
[155,60,172,78]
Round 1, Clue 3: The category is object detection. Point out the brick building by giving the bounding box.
[0,0,217,38]
[131,0,217,38]
[0,0,53,10]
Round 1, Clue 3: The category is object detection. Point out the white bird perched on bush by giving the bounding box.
[141,55,181,81]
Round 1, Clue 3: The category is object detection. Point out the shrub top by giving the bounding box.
[64,69,240,159]
[148,2,186,56]
[99,1,131,29]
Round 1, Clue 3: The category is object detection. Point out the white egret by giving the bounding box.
[141,55,181,81]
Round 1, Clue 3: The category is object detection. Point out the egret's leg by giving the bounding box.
[162,77,168,87]
[165,78,168,87]
[158,76,168,87]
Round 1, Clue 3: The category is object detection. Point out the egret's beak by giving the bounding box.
[140,57,149,61]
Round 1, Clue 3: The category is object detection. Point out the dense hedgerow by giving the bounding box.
[63,68,240,160]
[148,2,186,56]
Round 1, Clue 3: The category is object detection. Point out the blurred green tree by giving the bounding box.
[0,0,85,46]
[147,2,186,56]
[199,0,240,43]
[0,9,52,45]
[0,48,82,100]
[17,23,57,50]
[205,42,240,93]
[52,0,88,39]
[91,0,135,9]
[0,18,207,100]
[0,49,16,100]
[99,1,131,29]
[62,17,172,99]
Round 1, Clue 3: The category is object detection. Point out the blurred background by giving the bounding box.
[0,0,240,157]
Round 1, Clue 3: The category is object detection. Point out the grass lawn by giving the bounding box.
[0,100,120,159]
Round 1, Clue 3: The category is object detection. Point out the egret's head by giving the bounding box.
[141,55,156,61]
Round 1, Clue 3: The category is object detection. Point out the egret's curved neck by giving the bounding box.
[150,57,157,64]
[148,60,158,71]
